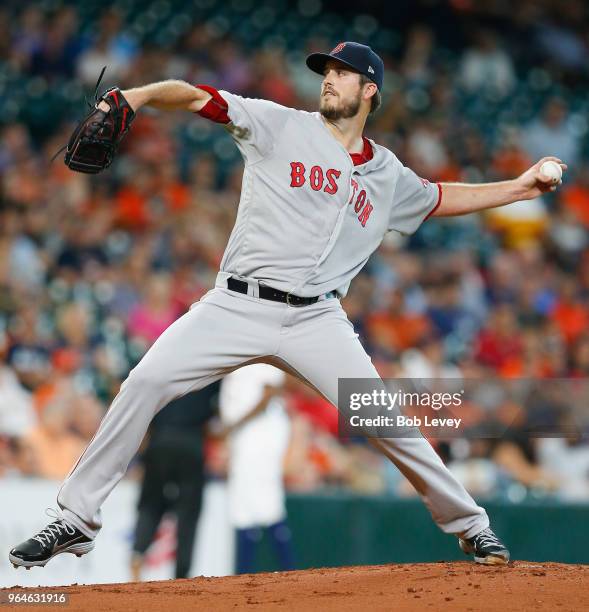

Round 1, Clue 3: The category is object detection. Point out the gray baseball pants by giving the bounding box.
[57,278,489,540]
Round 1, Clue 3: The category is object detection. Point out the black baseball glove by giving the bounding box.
[62,74,135,174]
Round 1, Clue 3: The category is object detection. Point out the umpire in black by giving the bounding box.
[130,382,219,580]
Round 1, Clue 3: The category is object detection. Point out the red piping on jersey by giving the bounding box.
[195,84,230,124]
[350,137,374,166]
[425,183,443,220]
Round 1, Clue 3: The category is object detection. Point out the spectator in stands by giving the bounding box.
[535,4,588,70]
[569,334,589,377]
[211,38,252,94]
[10,6,44,73]
[474,303,523,372]
[561,164,589,227]
[127,272,180,347]
[523,97,581,167]
[406,122,449,178]
[6,304,52,392]
[77,9,137,85]
[288,37,332,107]
[401,334,462,378]
[491,127,532,180]
[253,48,297,106]
[366,288,431,356]
[70,393,104,441]
[401,25,436,87]
[459,29,516,97]
[549,204,589,268]
[30,7,82,80]
[9,437,39,477]
[23,391,85,480]
[0,331,37,442]
[549,275,589,346]
[0,436,14,477]
[425,275,474,340]
[0,124,33,171]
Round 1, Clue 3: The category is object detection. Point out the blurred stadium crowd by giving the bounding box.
[1,0,589,502]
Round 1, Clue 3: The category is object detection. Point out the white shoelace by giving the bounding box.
[32,509,76,547]
[476,528,501,548]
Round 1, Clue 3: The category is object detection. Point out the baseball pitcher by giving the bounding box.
[10,42,566,569]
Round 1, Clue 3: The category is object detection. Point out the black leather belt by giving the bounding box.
[227,276,336,307]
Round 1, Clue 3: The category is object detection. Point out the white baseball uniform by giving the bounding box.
[57,88,489,542]
[219,364,290,529]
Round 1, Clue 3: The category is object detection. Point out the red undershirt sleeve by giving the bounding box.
[194,84,230,124]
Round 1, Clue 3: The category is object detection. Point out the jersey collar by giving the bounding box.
[350,137,374,166]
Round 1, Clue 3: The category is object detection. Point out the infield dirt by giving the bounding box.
[2,561,587,611]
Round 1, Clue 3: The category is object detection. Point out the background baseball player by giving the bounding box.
[219,364,295,574]
[9,41,566,569]
[130,384,219,581]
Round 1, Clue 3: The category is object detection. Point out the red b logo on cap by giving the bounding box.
[331,42,346,54]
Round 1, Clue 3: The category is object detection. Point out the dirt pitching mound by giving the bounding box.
[3,561,587,611]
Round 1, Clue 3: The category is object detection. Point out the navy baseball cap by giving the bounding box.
[306,42,384,90]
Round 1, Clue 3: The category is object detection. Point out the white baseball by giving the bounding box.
[539,160,562,183]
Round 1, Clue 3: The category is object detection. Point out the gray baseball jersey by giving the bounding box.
[216,91,441,298]
[51,89,487,553]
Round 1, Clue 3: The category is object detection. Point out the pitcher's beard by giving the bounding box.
[320,93,361,120]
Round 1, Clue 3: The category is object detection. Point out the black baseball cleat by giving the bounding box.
[9,511,94,569]
[459,526,510,566]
